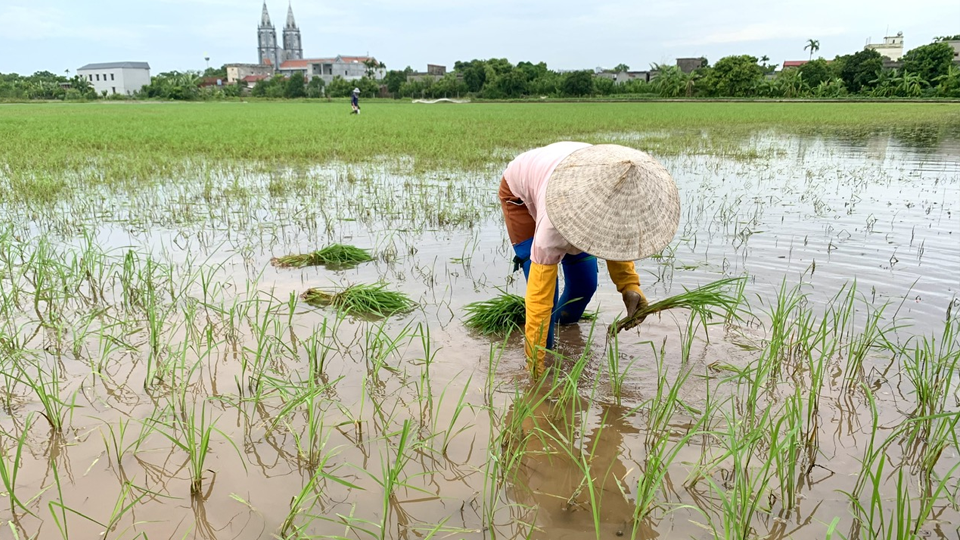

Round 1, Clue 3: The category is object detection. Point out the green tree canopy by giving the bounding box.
[325,76,353,97]
[454,59,489,93]
[202,65,228,79]
[836,48,883,93]
[561,70,594,97]
[284,71,306,98]
[306,76,325,98]
[516,61,549,81]
[902,42,954,85]
[492,69,529,98]
[699,55,764,97]
[383,67,412,94]
[798,58,834,87]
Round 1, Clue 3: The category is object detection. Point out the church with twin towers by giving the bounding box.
[257,2,303,68]
[247,2,383,84]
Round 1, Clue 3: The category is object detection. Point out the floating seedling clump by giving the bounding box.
[302,283,415,317]
[273,244,373,269]
[464,292,597,335]
[610,277,744,336]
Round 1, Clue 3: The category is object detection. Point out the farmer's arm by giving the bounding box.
[607,261,647,317]
[525,262,558,376]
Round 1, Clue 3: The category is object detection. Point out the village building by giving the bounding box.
[76,62,151,96]
[277,56,384,84]
[406,64,448,83]
[676,57,707,73]
[595,70,654,84]
[866,32,905,61]
[225,64,274,84]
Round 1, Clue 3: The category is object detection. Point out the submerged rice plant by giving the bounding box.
[302,283,415,317]
[610,277,744,336]
[273,244,373,269]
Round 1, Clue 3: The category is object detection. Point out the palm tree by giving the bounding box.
[650,64,689,98]
[804,39,820,61]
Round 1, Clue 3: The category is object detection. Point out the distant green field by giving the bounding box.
[3,101,959,182]
[1,98,959,540]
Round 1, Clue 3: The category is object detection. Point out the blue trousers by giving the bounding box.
[512,238,598,349]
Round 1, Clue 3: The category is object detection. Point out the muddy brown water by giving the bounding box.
[1,131,958,539]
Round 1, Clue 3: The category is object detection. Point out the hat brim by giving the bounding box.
[545,145,680,261]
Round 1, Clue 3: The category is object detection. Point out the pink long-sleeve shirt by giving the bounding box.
[503,141,592,265]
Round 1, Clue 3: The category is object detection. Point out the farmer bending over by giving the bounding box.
[498,142,680,377]
[351,87,360,114]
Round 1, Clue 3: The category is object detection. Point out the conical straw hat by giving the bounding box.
[546,145,680,261]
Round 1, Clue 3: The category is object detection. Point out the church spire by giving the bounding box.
[285,2,297,29]
[260,2,273,27]
[258,2,279,67]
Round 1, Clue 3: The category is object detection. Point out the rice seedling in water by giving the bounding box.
[277,447,362,538]
[15,359,75,433]
[302,283,415,318]
[49,480,157,540]
[610,277,744,336]
[605,333,644,406]
[151,400,243,496]
[0,413,38,516]
[273,244,373,269]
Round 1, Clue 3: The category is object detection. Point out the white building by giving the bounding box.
[943,39,960,64]
[866,32,905,61]
[77,62,151,96]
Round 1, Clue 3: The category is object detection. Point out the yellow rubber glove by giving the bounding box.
[524,262,558,377]
[607,260,648,320]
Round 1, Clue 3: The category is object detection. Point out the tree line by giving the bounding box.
[2,36,958,101]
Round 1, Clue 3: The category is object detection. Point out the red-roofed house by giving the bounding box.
[242,74,271,87]
[782,60,809,69]
[277,55,384,83]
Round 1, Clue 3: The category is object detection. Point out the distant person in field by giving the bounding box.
[351,87,360,114]
[498,142,680,377]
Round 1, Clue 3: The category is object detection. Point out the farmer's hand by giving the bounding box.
[623,290,648,323]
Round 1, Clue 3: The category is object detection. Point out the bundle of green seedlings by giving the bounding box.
[610,277,744,336]
[302,283,415,317]
[273,244,373,269]
[464,292,596,335]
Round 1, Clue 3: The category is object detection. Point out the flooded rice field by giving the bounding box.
[1,129,958,540]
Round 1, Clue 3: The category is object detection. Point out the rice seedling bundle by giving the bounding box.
[301,283,414,317]
[464,293,598,335]
[464,293,526,335]
[610,277,744,336]
[273,244,373,269]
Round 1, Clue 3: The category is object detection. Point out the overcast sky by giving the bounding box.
[1,0,957,75]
